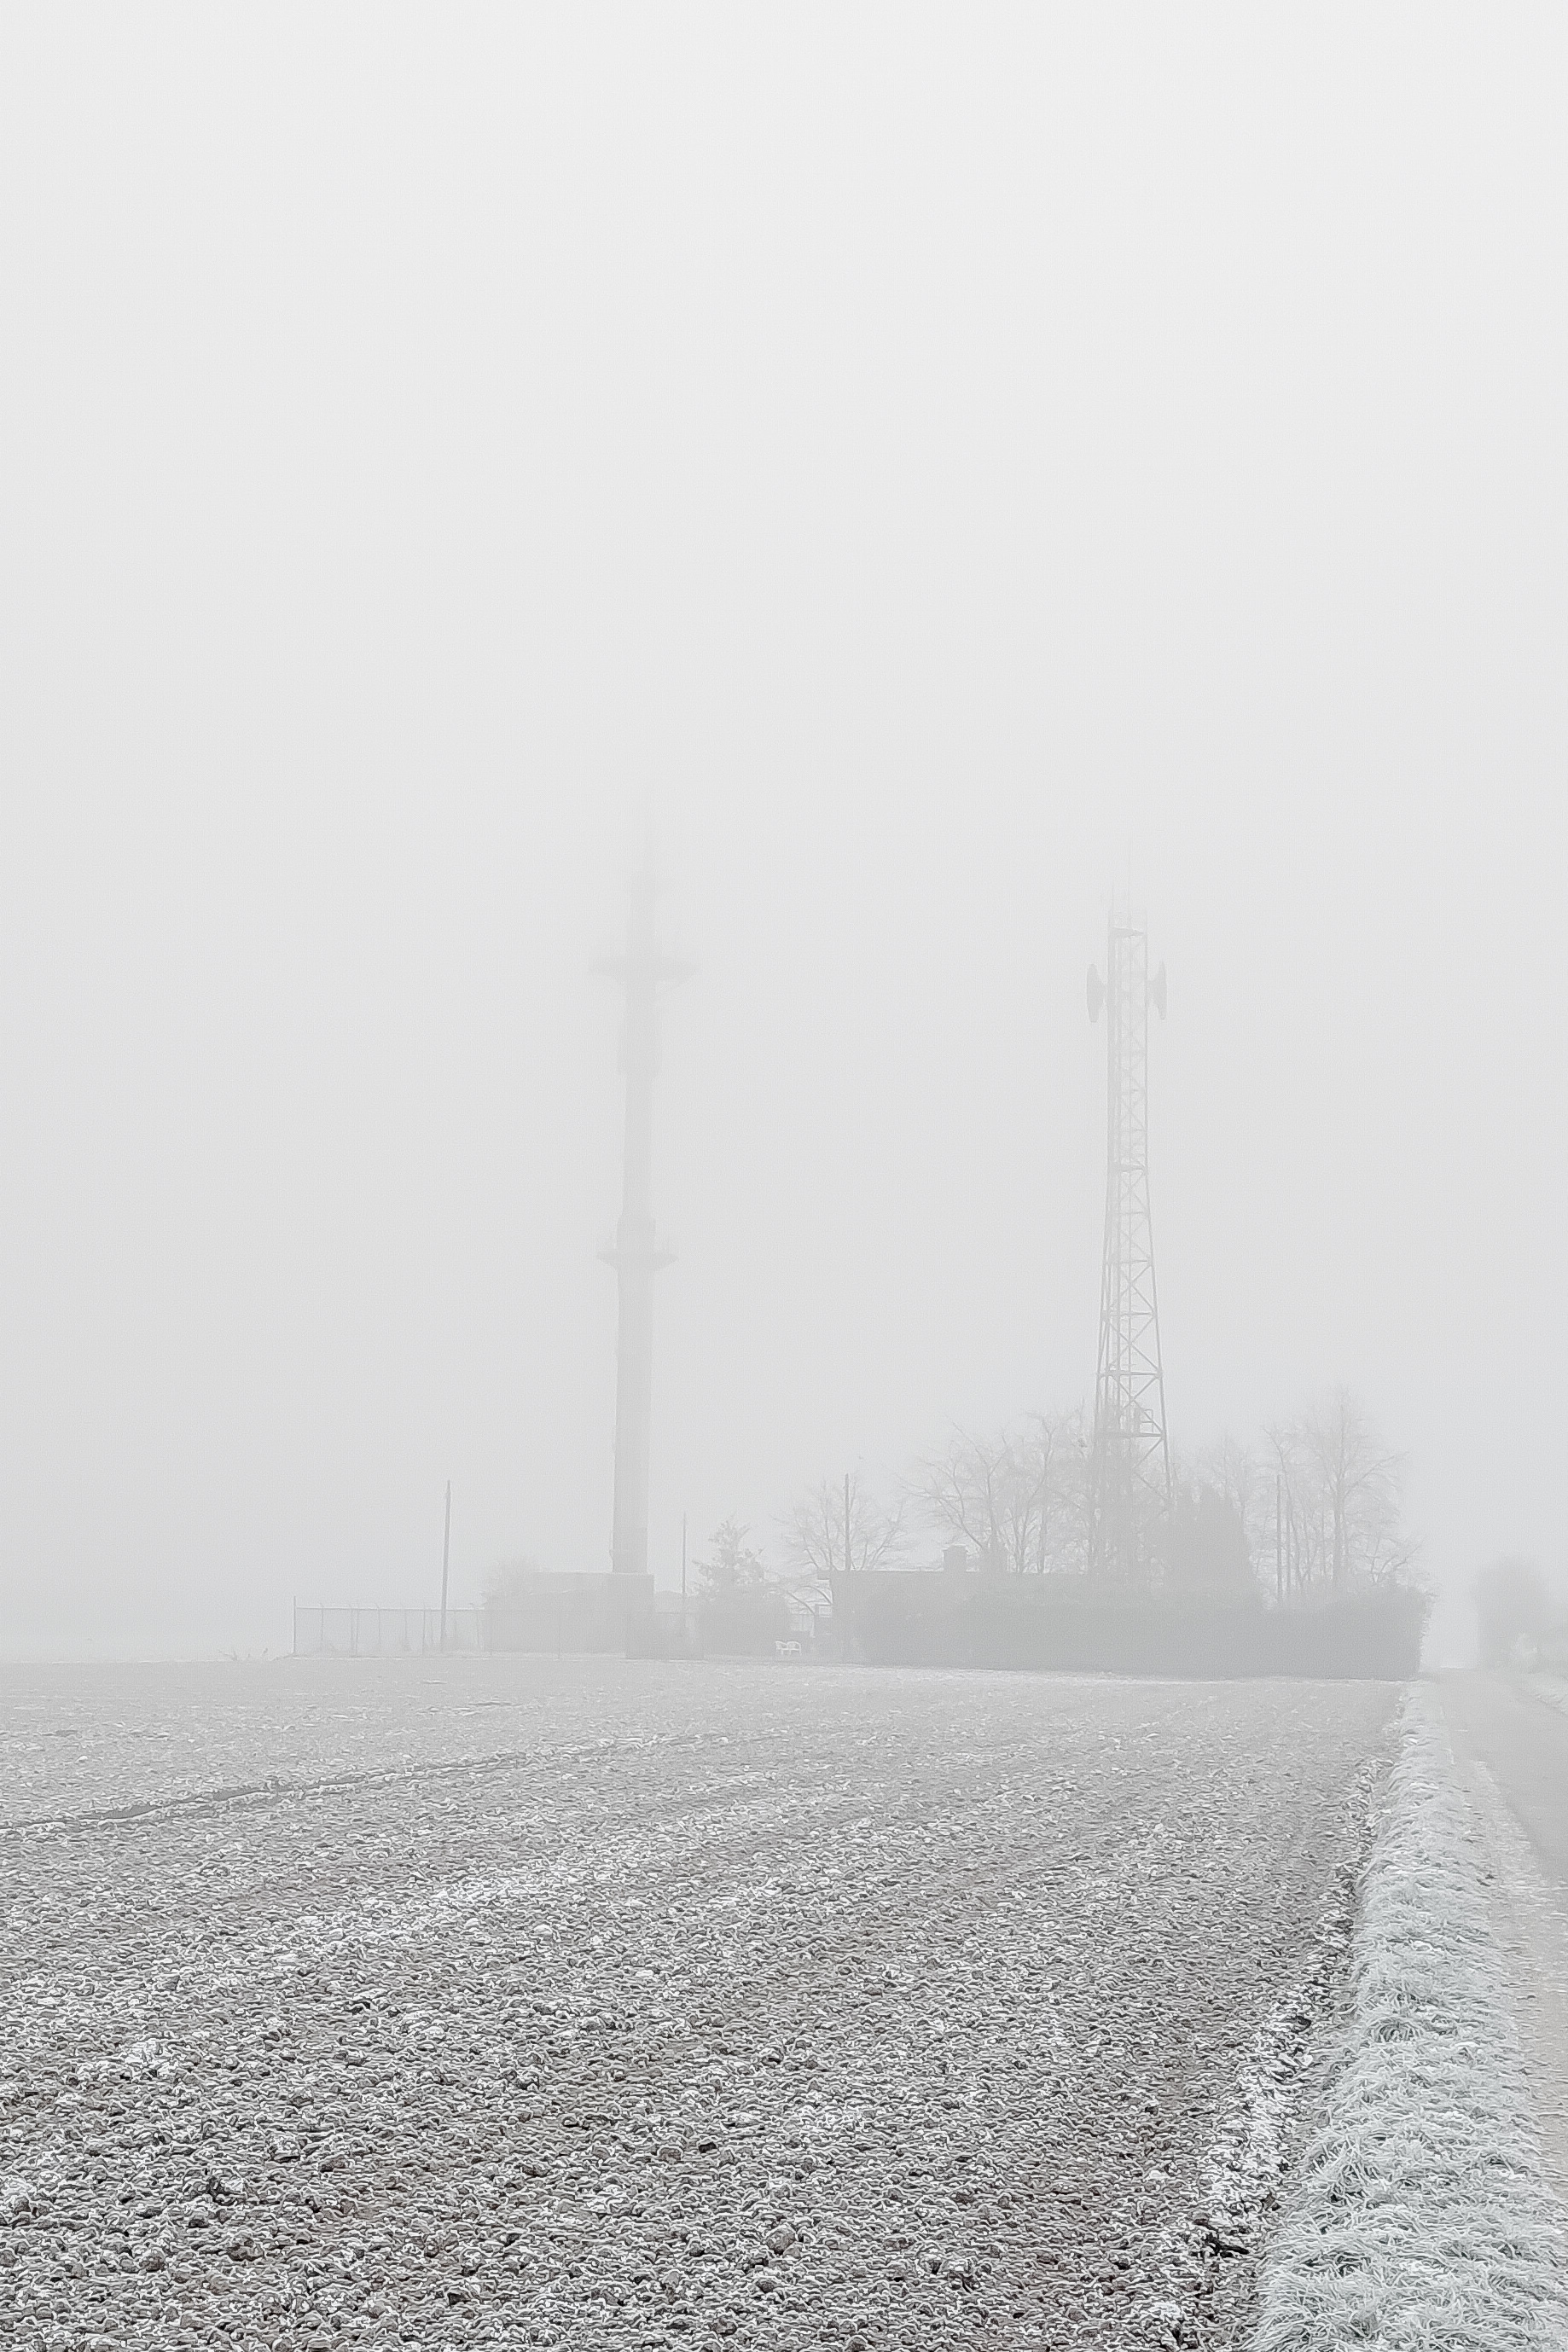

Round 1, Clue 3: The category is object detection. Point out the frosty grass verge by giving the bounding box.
[1253,1681,1568,2351]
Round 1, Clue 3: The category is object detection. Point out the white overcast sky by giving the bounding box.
[1,7,1564,1658]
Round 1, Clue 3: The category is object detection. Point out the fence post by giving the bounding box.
[440,1480,451,1651]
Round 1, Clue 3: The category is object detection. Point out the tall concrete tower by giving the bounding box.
[600,848,688,1577]
[1086,902,1170,1578]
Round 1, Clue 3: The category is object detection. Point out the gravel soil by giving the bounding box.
[0,1656,1397,2352]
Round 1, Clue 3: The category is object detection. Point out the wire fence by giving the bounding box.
[293,1605,485,1657]
[292,1577,817,1662]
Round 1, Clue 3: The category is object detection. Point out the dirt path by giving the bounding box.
[1437,1671,1568,2211]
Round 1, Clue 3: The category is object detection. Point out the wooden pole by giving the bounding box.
[440,1479,451,1650]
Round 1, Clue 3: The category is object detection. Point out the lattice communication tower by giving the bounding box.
[1087,904,1170,1578]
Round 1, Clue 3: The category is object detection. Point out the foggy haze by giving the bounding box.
[3,7,1565,1660]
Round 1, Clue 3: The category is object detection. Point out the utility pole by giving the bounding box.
[439,1479,451,1649]
[1275,1473,1282,1605]
[1086,901,1170,1580]
[845,1472,852,1578]
[599,839,690,1578]
[681,1511,688,1606]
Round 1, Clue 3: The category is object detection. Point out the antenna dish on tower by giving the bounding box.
[1086,965,1104,1023]
[1150,962,1167,1019]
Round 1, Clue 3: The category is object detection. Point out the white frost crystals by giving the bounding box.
[1200,1897,1352,2256]
[1254,1683,1568,2351]
[1,2175,36,2222]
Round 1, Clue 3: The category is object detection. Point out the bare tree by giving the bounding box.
[1300,1387,1409,1592]
[917,1411,1088,1574]
[1048,1412,1095,1575]
[919,1422,1042,1572]
[784,1471,907,1585]
[1264,1390,1415,1600]
[1263,1420,1333,1599]
[1193,1432,1269,1583]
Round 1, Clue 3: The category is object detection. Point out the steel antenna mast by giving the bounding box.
[1086,899,1170,1579]
[598,837,690,1578]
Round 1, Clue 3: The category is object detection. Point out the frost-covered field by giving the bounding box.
[0,1657,1395,2350]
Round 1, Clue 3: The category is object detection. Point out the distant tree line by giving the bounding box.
[480,1388,1421,1651]
[693,1384,1420,1638]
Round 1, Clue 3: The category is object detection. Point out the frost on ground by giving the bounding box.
[1254,1681,1568,2352]
[0,1657,1394,2351]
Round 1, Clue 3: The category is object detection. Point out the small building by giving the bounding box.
[485,1570,654,1655]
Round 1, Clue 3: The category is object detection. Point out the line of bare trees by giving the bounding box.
[1255,1390,1417,1598]
[915,1411,1091,1577]
[696,1384,1417,1612]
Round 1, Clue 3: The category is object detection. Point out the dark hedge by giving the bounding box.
[829,1572,1429,1679]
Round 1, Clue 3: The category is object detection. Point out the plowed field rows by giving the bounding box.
[0,1656,1397,2350]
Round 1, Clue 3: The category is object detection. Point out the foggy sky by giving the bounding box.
[2,7,1565,1660]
